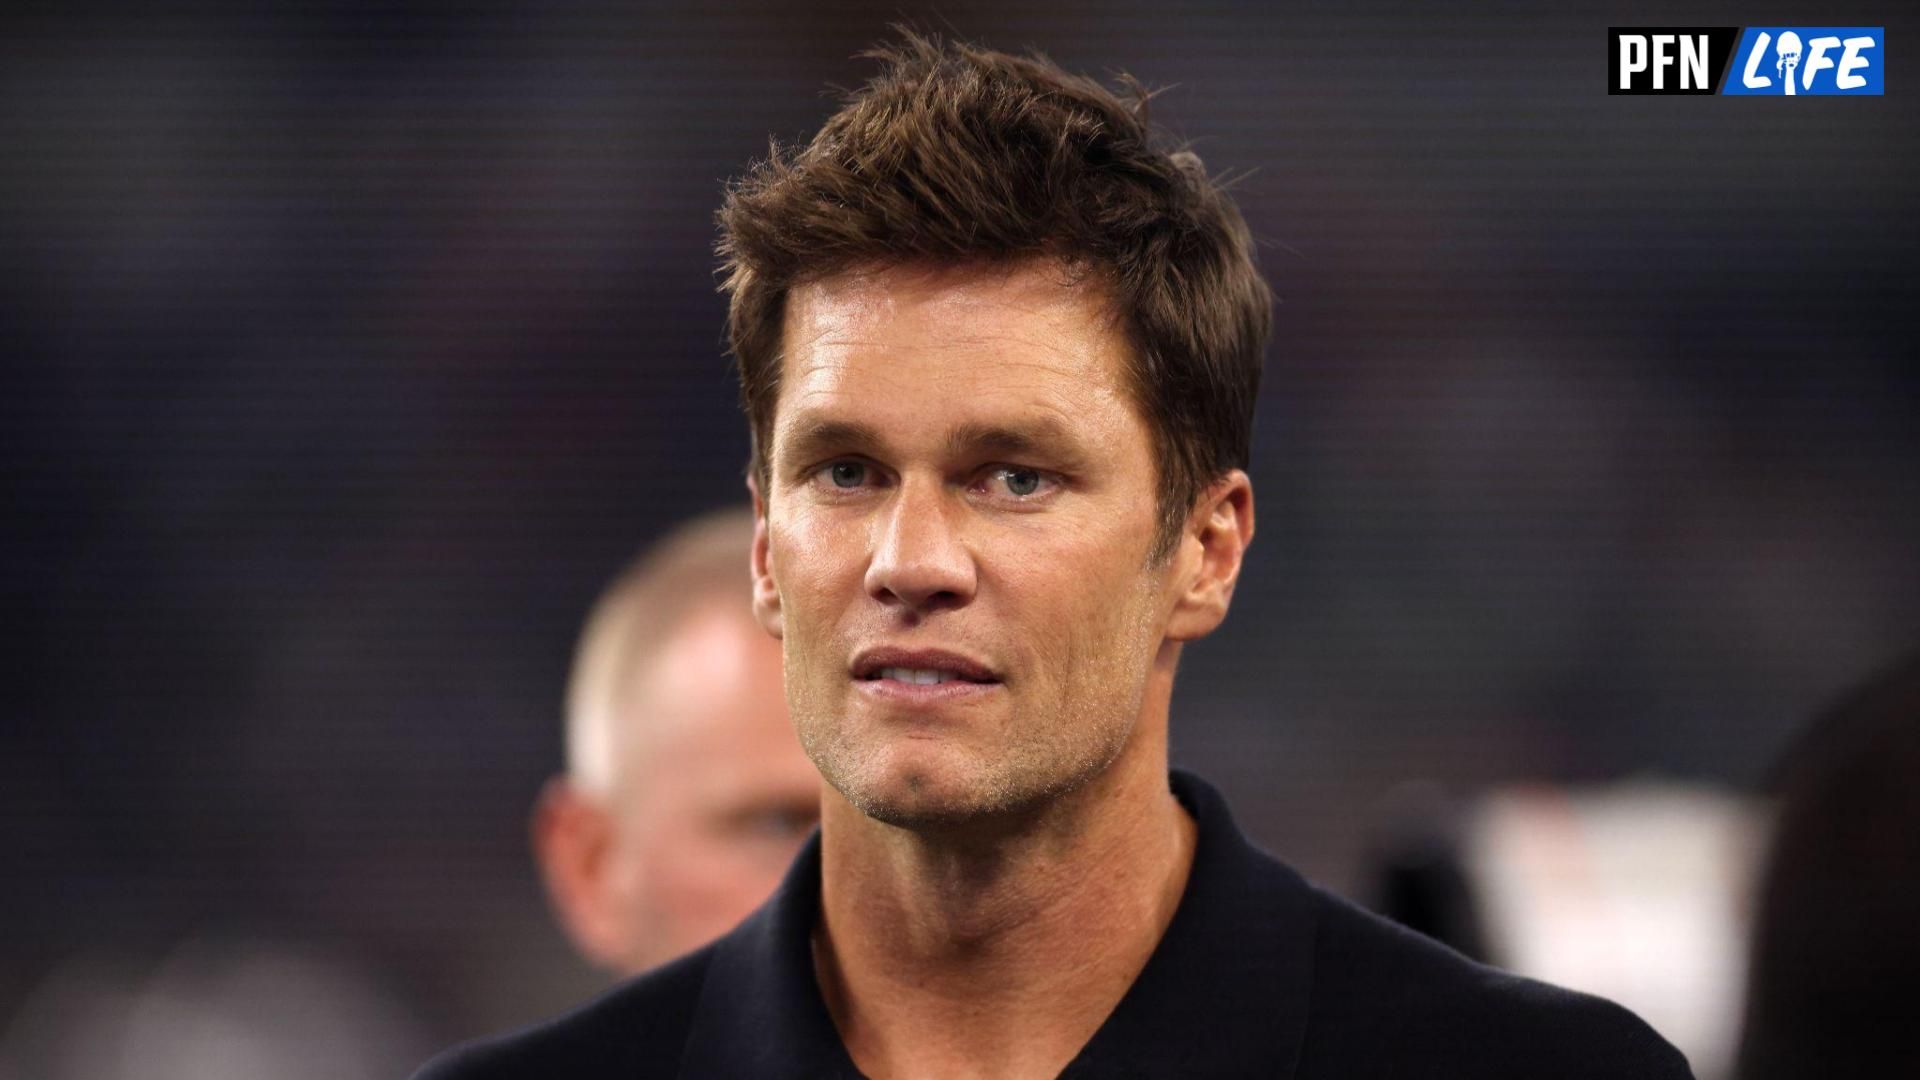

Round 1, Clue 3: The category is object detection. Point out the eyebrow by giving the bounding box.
[942,417,1083,462]
[777,418,884,472]
[776,414,1091,473]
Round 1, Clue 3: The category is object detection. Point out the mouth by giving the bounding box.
[850,647,1002,695]
[867,667,985,684]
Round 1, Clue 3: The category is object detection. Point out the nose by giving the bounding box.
[865,474,977,613]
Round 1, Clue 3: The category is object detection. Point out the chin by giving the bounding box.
[826,741,1098,833]
[804,737,972,824]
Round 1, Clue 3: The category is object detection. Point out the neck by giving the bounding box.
[811,650,1197,1080]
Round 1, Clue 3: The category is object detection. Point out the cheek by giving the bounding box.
[769,511,857,623]
[1014,529,1151,638]
[769,510,867,694]
[1049,590,1159,746]
[647,827,794,925]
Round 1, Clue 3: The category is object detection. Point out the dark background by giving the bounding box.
[4,0,1915,1066]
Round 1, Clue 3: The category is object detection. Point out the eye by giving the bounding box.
[1001,468,1041,497]
[980,466,1057,501]
[733,803,819,842]
[809,459,880,493]
[827,461,866,489]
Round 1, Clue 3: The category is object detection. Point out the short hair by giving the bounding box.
[564,507,757,795]
[717,29,1272,561]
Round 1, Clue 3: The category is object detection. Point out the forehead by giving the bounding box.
[620,606,809,803]
[774,260,1138,441]
[629,602,785,742]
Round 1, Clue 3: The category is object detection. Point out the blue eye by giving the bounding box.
[1000,468,1041,497]
[828,462,866,488]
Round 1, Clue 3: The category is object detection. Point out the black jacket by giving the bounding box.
[417,770,1692,1078]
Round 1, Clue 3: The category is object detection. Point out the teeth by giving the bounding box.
[879,666,960,685]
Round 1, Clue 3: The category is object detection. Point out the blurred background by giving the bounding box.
[3,2,1914,1077]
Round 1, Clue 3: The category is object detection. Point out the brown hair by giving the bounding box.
[717,29,1271,561]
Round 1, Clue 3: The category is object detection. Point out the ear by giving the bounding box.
[531,777,633,972]
[748,474,784,640]
[1165,469,1255,642]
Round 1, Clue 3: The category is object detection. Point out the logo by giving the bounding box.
[1723,28,1883,95]
[1609,27,1883,94]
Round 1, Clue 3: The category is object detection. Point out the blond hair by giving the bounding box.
[564,506,758,794]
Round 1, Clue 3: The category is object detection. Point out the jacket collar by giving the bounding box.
[677,769,1315,1078]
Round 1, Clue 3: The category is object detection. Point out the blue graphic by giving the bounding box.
[1722,27,1883,95]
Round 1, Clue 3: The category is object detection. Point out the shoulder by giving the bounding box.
[1297,885,1693,1079]
[410,946,713,1080]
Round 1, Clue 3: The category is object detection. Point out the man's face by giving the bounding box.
[756,259,1180,828]
[602,601,820,970]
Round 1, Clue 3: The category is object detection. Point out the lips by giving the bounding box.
[850,646,1000,684]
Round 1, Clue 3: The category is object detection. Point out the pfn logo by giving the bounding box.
[1723,27,1883,95]
[1608,26,1883,95]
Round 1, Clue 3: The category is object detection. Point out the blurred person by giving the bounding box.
[421,30,1688,1078]
[1735,649,1920,1079]
[1366,781,1764,1078]
[532,507,821,974]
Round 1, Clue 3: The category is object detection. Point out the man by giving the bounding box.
[421,31,1690,1078]
[532,507,821,974]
